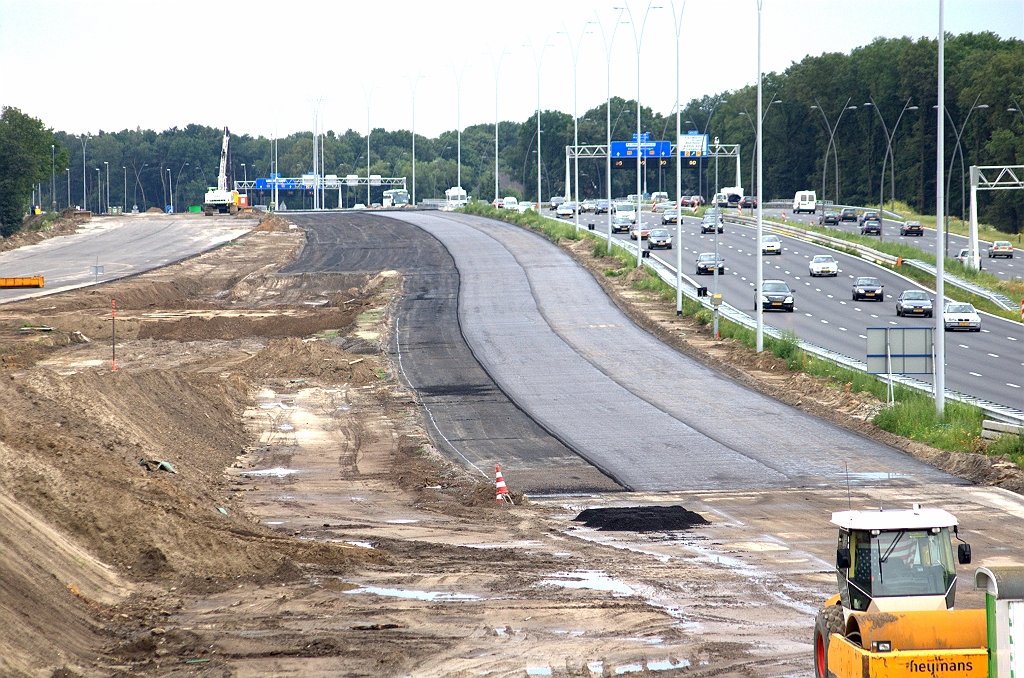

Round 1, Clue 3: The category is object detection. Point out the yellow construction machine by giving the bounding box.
[814,505,986,677]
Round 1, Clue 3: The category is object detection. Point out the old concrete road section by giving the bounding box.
[0,214,251,304]
[382,211,957,492]
[283,212,619,493]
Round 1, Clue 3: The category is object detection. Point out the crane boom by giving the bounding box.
[217,126,229,192]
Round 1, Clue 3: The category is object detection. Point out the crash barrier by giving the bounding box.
[975,566,1024,678]
[763,201,905,221]
[532,211,1024,425]
[982,419,1024,441]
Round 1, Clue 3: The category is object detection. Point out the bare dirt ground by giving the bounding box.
[1,213,1021,678]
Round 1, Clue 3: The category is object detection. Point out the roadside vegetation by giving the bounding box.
[463,201,1024,467]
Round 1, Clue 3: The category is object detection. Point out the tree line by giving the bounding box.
[3,32,1022,235]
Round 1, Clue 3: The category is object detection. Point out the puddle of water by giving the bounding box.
[494,627,506,636]
[538,570,634,596]
[615,664,643,675]
[243,467,300,477]
[648,659,691,671]
[385,519,419,524]
[278,424,294,431]
[526,668,552,676]
[344,541,374,549]
[847,471,911,481]
[587,661,603,675]
[344,586,480,602]
[265,521,284,525]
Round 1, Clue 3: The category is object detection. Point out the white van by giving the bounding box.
[793,191,817,214]
[613,201,637,223]
[502,196,519,210]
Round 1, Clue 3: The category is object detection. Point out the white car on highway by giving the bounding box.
[943,302,981,332]
[808,254,839,277]
[516,202,536,214]
[761,235,782,255]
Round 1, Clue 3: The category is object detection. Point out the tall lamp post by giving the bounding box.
[166,168,173,212]
[670,0,686,314]
[756,0,765,353]
[935,0,946,415]
[485,49,508,204]
[863,97,918,239]
[739,96,781,189]
[79,134,91,211]
[559,22,592,232]
[175,162,189,213]
[96,168,102,214]
[810,98,857,205]
[403,72,425,207]
[450,59,468,193]
[525,36,555,207]
[690,99,728,201]
[934,97,988,258]
[595,8,626,253]
[104,161,109,214]
[361,82,376,206]
[618,0,662,267]
[51,145,56,210]
[122,166,127,212]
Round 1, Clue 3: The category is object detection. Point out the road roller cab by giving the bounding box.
[814,505,986,678]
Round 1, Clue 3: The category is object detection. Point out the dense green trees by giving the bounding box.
[0,107,67,235]
[14,32,1024,234]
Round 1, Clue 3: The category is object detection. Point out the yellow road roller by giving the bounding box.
[814,505,986,677]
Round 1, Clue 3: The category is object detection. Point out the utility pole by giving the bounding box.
[934,0,946,415]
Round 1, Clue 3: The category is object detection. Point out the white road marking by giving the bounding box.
[1009,383,1021,389]
[959,344,969,349]
[822,319,829,324]
[989,353,1000,358]
[982,329,991,333]
[815,288,821,292]
[805,313,813,317]
[1008,337,1017,341]
[870,314,878,318]
[840,327,848,331]
[840,300,847,305]
[854,307,862,312]
[969,372,983,377]
[858,334,867,339]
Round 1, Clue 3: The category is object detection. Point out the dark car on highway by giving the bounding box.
[819,211,840,225]
[758,279,794,312]
[852,276,884,301]
[695,252,724,275]
[895,290,933,317]
[860,218,881,235]
[700,213,724,234]
[549,196,565,210]
[840,207,858,222]
[648,228,672,250]
[900,221,924,236]
[595,200,610,214]
[739,195,757,208]
[859,210,881,226]
[611,216,632,234]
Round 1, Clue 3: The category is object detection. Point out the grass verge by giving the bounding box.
[460,201,1018,462]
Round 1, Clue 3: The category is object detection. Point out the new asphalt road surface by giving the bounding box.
[0,214,252,304]
[365,210,955,492]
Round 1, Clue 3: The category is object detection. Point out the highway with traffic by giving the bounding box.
[572,206,1024,412]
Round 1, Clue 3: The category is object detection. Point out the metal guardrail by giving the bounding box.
[763,201,904,220]
[532,210,1024,425]
[901,259,1017,311]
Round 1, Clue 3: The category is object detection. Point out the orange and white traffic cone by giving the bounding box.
[495,464,512,504]
[781,211,787,221]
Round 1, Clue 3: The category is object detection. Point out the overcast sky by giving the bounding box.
[1,1,1021,141]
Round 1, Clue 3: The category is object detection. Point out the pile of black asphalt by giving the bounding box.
[282,212,622,493]
[574,506,710,532]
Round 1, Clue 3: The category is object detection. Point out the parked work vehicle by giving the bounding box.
[203,127,241,215]
[813,506,978,678]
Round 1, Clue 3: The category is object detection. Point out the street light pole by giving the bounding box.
[122,167,127,212]
[864,97,918,236]
[935,0,946,415]
[671,1,686,314]
[560,22,592,232]
[450,59,468,193]
[595,8,625,254]
[526,37,554,207]
[80,134,90,211]
[756,0,765,353]
[935,97,988,259]
[403,72,425,207]
[167,168,172,213]
[486,49,508,204]
[51,145,56,210]
[810,99,857,205]
[619,1,662,268]
[175,162,189,213]
[104,161,109,214]
[362,82,376,206]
